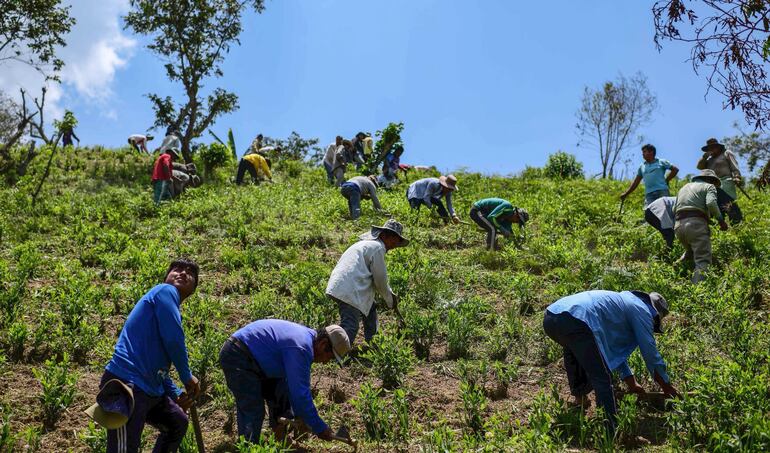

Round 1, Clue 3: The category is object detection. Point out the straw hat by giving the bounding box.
[701,138,726,152]
[324,325,351,365]
[84,379,135,430]
[692,169,721,187]
[439,174,458,191]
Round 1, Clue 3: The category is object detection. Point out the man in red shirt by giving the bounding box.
[152,148,179,204]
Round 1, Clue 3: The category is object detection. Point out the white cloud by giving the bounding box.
[0,0,135,120]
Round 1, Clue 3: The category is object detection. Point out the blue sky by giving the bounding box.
[44,0,747,177]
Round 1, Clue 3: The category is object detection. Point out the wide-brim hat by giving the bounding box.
[692,169,721,187]
[324,325,351,365]
[359,218,409,247]
[630,291,669,333]
[439,174,458,191]
[515,208,529,227]
[167,147,181,158]
[701,138,726,152]
[85,379,134,430]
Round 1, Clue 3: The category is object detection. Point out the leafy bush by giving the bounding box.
[544,151,584,179]
[361,332,416,389]
[198,142,232,179]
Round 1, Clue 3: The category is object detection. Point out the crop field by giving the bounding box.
[1,147,770,452]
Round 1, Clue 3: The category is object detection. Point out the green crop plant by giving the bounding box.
[391,388,411,441]
[401,300,438,360]
[33,353,78,427]
[445,308,474,359]
[361,331,416,389]
[78,421,107,452]
[459,376,487,437]
[352,381,390,441]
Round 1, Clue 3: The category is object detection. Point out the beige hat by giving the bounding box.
[439,174,458,191]
[692,169,721,187]
[84,379,134,430]
[325,325,351,364]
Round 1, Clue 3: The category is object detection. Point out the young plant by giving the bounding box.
[446,308,474,360]
[351,382,390,441]
[391,388,411,441]
[403,304,438,360]
[33,353,78,427]
[459,376,487,437]
[361,332,416,389]
[78,421,107,453]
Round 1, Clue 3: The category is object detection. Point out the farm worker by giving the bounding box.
[219,320,350,444]
[696,138,744,224]
[469,198,529,250]
[128,134,154,153]
[644,196,676,249]
[406,175,460,224]
[61,111,80,147]
[378,144,405,189]
[245,133,263,156]
[323,136,343,184]
[170,162,200,198]
[543,290,679,432]
[257,145,282,160]
[158,130,182,155]
[86,259,201,453]
[151,147,179,203]
[674,169,728,283]
[620,144,679,207]
[330,140,360,187]
[236,153,272,185]
[340,175,382,220]
[351,132,367,168]
[326,219,409,344]
[363,134,374,160]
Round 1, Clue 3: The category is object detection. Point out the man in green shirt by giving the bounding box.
[469,198,529,250]
[674,169,729,283]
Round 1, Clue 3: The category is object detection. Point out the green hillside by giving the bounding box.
[2,147,770,451]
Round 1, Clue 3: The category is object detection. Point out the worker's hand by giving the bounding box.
[735,176,743,187]
[184,375,200,400]
[451,215,461,225]
[624,375,646,395]
[317,428,334,441]
[176,392,195,411]
[660,382,680,399]
[719,220,729,231]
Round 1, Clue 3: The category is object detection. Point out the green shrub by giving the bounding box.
[446,308,474,360]
[352,382,389,440]
[198,142,232,179]
[33,353,78,427]
[362,332,416,389]
[544,151,584,179]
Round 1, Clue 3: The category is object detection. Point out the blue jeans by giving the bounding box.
[340,182,362,220]
[716,187,743,224]
[644,189,670,208]
[543,310,617,432]
[408,196,449,218]
[219,338,292,443]
[336,299,378,344]
[101,371,188,453]
[323,161,334,184]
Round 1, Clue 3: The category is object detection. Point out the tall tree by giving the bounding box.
[576,73,658,179]
[0,0,75,79]
[125,0,265,163]
[653,1,770,129]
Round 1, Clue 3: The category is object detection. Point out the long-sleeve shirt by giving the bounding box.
[106,284,192,398]
[546,290,669,382]
[348,176,382,210]
[473,198,515,235]
[674,181,723,221]
[646,196,676,230]
[323,143,338,167]
[406,177,455,216]
[152,153,173,181]
[697,151,742,199]
[232,319,327,434]
[243,153,272,180]
[326,239,393,316]
[159,134,181,154]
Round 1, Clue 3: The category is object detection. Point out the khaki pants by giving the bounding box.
[674,217,712,283]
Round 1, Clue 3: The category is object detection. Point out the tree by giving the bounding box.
[722,124,770,189]
[544,151,584,179]
[576,73,658,179]
[652,1,770,129]
[124,0,265,163]
[263,131,322,162]
[0,0,75,79]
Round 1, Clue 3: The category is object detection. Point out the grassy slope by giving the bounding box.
[1,147,770,452]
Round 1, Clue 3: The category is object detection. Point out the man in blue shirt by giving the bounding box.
[95,259,201,453]
[543,290,679,431]
[219,320,351,444]
[620,144,679,207]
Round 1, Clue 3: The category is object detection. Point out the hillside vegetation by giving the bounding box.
[1,147,770,452]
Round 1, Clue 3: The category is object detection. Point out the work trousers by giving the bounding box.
[643,208,675,248]
[219,338,292,443]
[542,311,617,432]
[332,165,346,187]
[340,182,362,220]
[336,299,378,345]
[408,196,449,218]
[236,159,259,185]
[469,207,497,250]
[643,189,670,208]
[674,216,712,283]
[716,188,743,224]
[323,161,334,184]
[101,371,188,453]
[152,180,172,204]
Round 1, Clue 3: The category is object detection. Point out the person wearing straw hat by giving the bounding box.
[219,320,351,444]
[151,147,180,203]
[620,144,679,207]
[89,259,201,453]
[469,198,529,250]
[326,219,409,344]
[674,169,729,283]
[340,175,383,220]
[406,175,460,224]
[697,137,744,224]
[543,290,679,433]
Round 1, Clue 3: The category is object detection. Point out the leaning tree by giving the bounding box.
[124,0,266,163]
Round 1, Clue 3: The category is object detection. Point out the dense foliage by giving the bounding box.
[544,151,584,179]
[1,147,769,451]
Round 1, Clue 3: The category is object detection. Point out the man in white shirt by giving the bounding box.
[325,219,409,344]
[323,136,343,184]
[128,134,154,153]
